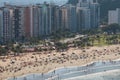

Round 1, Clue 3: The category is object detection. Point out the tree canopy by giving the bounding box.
[102,23,120,34]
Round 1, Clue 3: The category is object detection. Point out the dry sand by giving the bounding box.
[0,45,120,80]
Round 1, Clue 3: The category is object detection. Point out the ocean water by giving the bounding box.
[64,70,120,80]
[8,61,120,80]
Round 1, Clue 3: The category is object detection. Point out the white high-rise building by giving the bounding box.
[32,6,40,37]
[67,4,77,32]
[83,8,91,29]
[90,2,100,28]
[76,7,91,30]
[77,0,100,29]
[108,8,120,25]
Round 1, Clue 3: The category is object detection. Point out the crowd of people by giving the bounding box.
[0,45,120,80]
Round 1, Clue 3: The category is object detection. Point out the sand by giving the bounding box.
[0,44,120,80]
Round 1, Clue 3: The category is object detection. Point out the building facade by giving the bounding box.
[108,8,120,25]
[13,7,25,41]
[67,4,77,32]
[24,6,31,38]
[0,1,100,43]
[77,0,100,29]
[0,9,3,43]
[2,7,14,43]
[60,6,69,30]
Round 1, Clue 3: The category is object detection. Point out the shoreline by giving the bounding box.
[7,59,120,80]
[0,44,120,80]
[6,61,96,80]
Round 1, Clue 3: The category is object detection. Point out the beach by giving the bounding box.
[0,44,120,80]
[7,59,120,80]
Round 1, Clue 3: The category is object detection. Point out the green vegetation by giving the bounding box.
[0,46,8,56]
[101,23,120,34]
[73,23,120,47]
[73,34,120,48]
[55,42,68,51]
[11,44,23,55]
[0,43,23,56]
[0,23,120,56]
[50,29,76,41]
[51,23,120,50]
